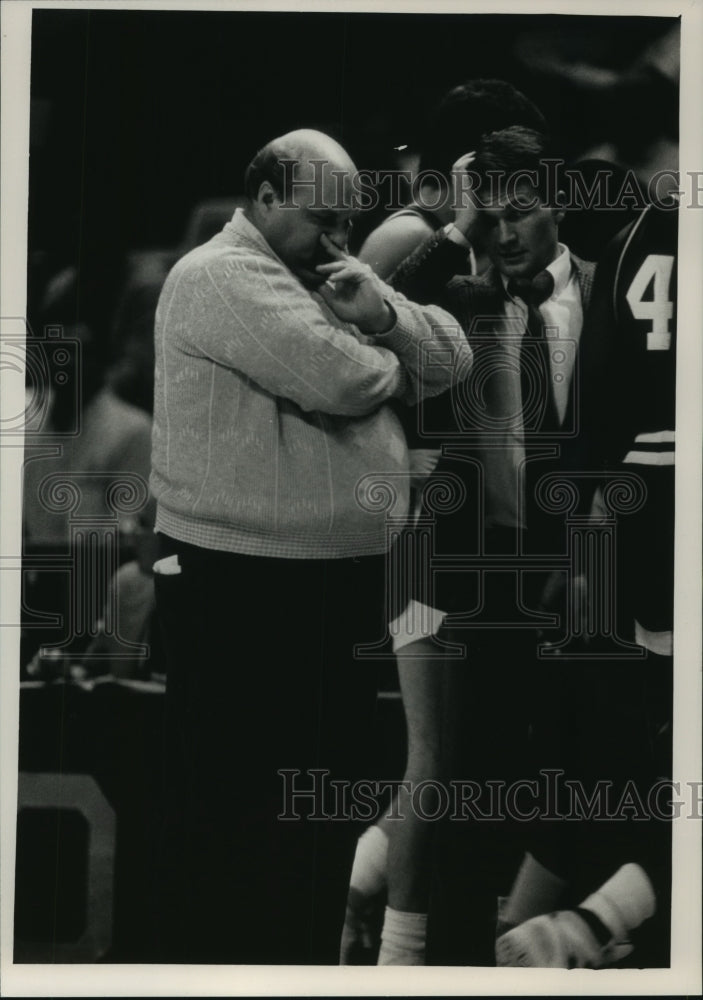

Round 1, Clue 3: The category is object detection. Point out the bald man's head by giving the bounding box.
[244,130,359,288]
[245,130,357,199]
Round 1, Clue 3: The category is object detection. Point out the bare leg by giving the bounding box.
[386,636,446,913]
[374,636,449,965]
[341,635,448,964]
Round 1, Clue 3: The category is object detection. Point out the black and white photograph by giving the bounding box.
[1,0,701,995]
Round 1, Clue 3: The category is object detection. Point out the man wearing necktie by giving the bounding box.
[390,128,594,556]
[345,127,596,966]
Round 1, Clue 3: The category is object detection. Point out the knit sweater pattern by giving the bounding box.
[151,209,470,558]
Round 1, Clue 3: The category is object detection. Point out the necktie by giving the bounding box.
[507,271,558,435]
[507,271,559,544]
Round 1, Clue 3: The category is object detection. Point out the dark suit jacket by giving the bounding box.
[389,229,596,612]
[391,229,595,439]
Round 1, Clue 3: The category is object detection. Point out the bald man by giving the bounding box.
[149,130,472,963]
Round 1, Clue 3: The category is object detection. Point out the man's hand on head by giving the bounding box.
[316,234,395,335]
[451,151,480,241]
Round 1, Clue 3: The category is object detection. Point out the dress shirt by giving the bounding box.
[393,243,585,651]
[483,243,583,530]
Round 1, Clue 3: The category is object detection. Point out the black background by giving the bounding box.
[29,10,673,267]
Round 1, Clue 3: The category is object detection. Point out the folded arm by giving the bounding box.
[168,246,471,415]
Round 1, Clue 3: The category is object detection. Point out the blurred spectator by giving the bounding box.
[26,496,160,682]
[23,266,153,549]
[109,273,163,415]
[85,493,159,679]
[179,196,245,253]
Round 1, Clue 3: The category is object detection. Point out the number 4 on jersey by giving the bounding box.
[625,254,675,350]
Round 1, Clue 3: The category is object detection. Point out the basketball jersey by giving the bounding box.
[612,199,677,459]
[576,199,678,640]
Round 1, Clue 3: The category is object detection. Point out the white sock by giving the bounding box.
[378,906,427,965]
[349,824,388,898]
[580,863,656,940]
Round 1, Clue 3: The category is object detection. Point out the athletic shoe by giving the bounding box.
[495,908,634,968]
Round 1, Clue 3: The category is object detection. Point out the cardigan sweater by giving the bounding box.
[151,209,472,558]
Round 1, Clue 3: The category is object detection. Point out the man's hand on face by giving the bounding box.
[315,234,395,335]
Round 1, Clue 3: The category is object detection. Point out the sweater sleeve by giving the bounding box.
[167,245,471,417]
[374,279,472,407]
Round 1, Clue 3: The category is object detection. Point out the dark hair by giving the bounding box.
[244,143,290,201]
[470,125,561,202]
[418,79,548,179]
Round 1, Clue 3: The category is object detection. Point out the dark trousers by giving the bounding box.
[425,524,673,966]
[521,518,674,965]
[150,535,384,964]
[524,651,673,966]
[426,527,537,965]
